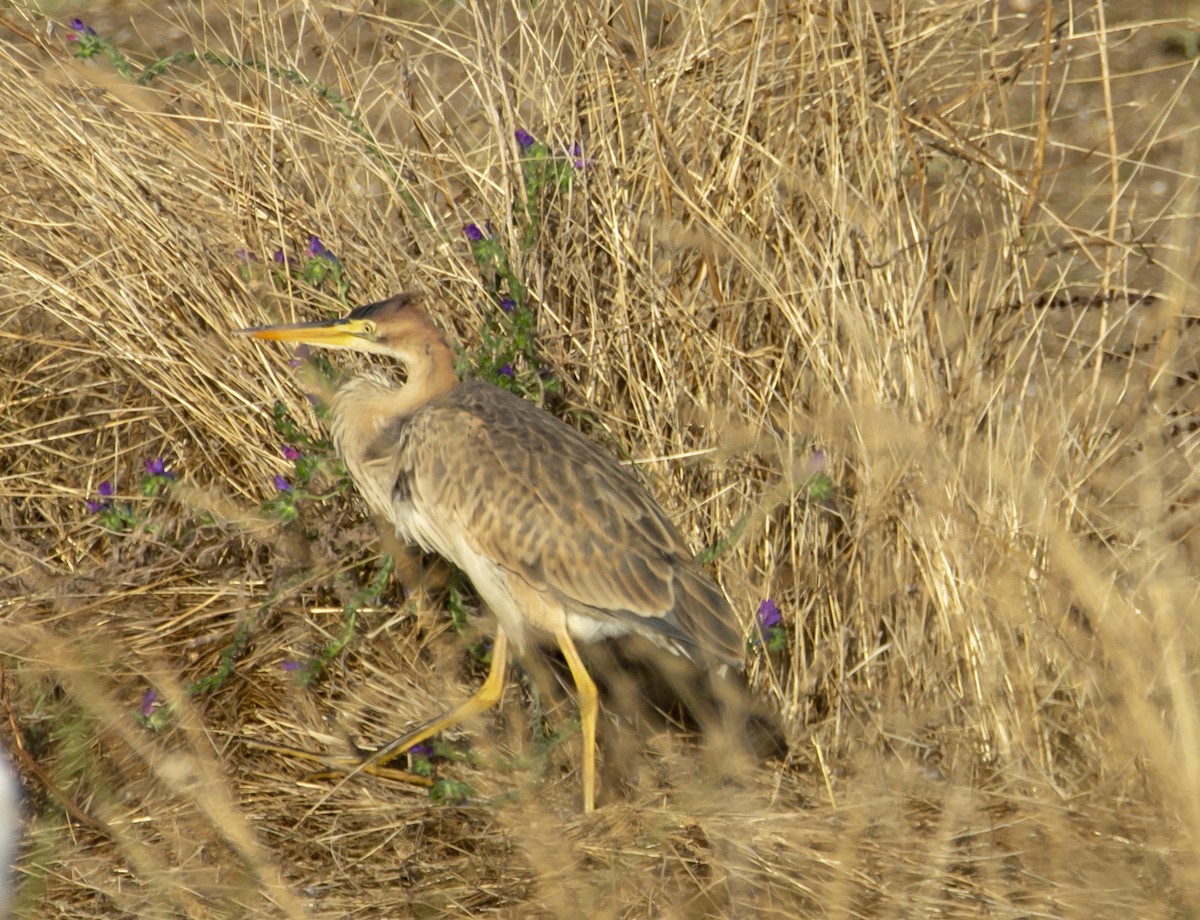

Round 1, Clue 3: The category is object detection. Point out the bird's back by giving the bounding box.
[371,381,744,668]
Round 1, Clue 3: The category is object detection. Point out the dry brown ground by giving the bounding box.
[3,0,1200,916]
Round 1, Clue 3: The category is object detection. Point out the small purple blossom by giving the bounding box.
[68,18,96,36]
[281,444,301,461]
[235,248,258,263]
[287,344,311,368]
[305,235,329,259]
[571,141,586,169]
[757,598,782,630]
[515,128,536,150]
[281,660,302,673]
[140,459,176,498]
[87,480,114,513]
[144,457,172,477]
[407,743,434,758]
[273,475,292,492]
[499,297,516,314]
[139,689,158,718]
[497,364,514,378]
[463,223,484,242]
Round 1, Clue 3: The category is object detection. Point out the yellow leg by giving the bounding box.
[556,629,599,814]
[359,631,510,773]
[240,737,433,785]
[248,634,509,790]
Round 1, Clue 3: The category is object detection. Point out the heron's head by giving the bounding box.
[236,293,441,359]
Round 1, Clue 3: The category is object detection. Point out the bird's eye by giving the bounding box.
[362,321,377,337]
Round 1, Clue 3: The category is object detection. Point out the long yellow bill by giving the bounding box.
[235,315,371,348]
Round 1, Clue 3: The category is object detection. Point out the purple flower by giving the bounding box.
[463,223,484,242]
[273,475,292,492]
[87,480,114,513]
[568,141,592,170]
[235,248,258,263]
[281,660,302,673]
[499,297,516,313]
[281,444,301,461]
[287,344,311,368]
[497,364,514,378]
[757,598,782,629]
[407,743,434,758]
[139,689,158,718]
[69,18,96,36]
[144,457,176,481]
[515,128,536,150]
[305,235,336,261]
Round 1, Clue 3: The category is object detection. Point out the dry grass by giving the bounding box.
[2,0,1200,915]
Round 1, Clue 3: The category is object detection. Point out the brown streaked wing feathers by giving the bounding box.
[399,382,744,667]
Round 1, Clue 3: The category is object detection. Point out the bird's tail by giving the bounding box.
[582,635,787,770]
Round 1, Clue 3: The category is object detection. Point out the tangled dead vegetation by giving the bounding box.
[2,0,1199,916]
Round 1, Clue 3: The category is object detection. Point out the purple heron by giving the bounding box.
[238,293,782,812]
